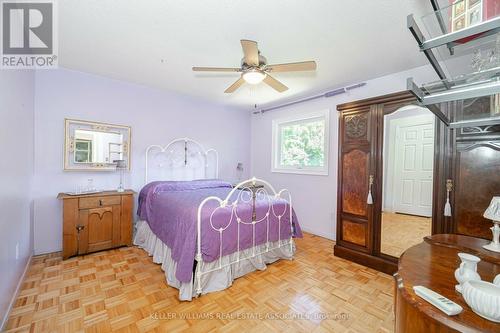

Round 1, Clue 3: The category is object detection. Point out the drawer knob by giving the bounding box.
[99,199,103,206]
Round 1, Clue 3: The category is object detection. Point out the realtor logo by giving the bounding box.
[1,0,57,69]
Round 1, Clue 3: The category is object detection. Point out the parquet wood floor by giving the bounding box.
[380,212,431,258]
[4,233,395,333]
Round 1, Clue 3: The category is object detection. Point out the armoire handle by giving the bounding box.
[444,179,453,217]
[367,175,374,205]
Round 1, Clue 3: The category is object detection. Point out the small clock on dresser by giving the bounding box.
[57,190,135,259]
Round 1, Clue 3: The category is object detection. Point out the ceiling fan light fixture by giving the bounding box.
[193,40,316,93]
[242,70,266,85]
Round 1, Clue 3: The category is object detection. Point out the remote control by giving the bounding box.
[413,286,463,316]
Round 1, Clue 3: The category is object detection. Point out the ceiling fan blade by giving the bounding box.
[192,67,240,72]
[224,76,246,93]
[266,61,317,72]
[241,40,259,66]
[263,74,288,93]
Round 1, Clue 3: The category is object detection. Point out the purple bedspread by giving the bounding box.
[138,180,302,283]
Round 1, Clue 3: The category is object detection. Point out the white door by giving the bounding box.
[393,116,434,217]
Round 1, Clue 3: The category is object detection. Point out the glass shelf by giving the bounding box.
[408,75,500,127]
[407,0,500,127]
[421,65,500,94]
[434,32,500,80]
[453,94,500,125]
[421,0,500,42]
[409,0,500,80]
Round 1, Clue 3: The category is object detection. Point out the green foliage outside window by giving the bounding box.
[279,119,325,167]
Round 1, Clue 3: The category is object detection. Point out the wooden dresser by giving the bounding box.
[58,190,134,259]
[394,234,500,332]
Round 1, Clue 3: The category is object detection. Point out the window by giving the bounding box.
[74,139,92,163]
[272,110,329,175]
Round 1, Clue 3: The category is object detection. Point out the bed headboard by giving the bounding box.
[145,138,218,183]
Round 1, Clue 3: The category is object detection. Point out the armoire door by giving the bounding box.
[433,97,500,239]
[337,106,376,253]
[454,140,500,239]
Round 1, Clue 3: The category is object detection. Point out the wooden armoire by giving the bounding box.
[334,91,500,274]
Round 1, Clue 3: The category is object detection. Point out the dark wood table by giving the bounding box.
[394,234,500,333]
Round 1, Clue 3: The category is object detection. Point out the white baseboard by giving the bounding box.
[0,254,33,331]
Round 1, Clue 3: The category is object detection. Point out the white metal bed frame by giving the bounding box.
[145,137,218,183]
[144,138,295,298]
[195,177,294,295]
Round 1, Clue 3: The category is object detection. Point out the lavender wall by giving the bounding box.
[33,69,250,255]
[250,64,438,240]
[28,64,443,252]
[0,71,35,328]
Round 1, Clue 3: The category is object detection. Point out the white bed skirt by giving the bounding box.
[133,220,296,301]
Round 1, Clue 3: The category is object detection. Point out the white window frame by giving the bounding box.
[271,109,330,176]
[74,139,92,163]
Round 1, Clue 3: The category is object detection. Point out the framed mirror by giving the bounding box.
[64,119,131,171]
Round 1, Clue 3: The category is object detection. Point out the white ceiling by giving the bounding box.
[59,0,433,110]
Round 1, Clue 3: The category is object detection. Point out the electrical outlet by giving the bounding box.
[15,243,19,260]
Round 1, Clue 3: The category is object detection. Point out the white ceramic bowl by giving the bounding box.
[494,274,500,286]
[462,280,500,323]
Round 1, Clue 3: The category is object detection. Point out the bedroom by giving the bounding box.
[2,0,500,332]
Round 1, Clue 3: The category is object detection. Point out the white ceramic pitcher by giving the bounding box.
[454,252,481,293]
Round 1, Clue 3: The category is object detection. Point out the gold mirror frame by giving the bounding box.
[64,118,131,171]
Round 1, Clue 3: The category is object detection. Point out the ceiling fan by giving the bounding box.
[192,40,317,93]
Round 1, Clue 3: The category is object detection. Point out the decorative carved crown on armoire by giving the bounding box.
[334,91,500,274]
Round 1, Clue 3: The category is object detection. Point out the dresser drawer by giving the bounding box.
[79,195,121,209]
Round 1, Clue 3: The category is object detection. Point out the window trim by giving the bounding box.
[271,109,330,176]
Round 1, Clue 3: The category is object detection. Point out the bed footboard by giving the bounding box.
[195,177,294,296]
